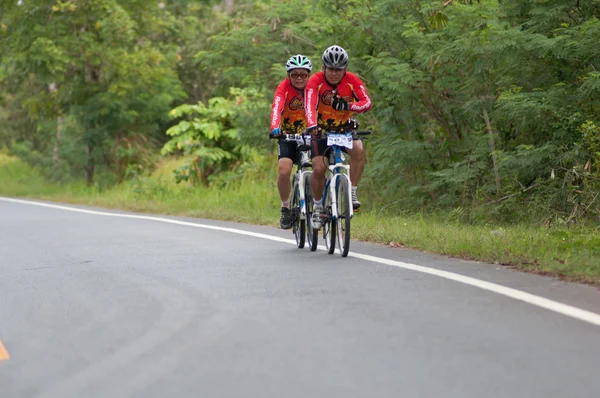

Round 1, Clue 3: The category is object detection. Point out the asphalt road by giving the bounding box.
[1,197,599,398]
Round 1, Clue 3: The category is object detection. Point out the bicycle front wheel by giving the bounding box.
[324,182,336,255]
[304,174,318,252]
[336,176,351,257]
[291,178,305,249]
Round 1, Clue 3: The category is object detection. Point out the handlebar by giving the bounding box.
[270,129,373,140]
[298,128,373,136]
[269,133,312,152]
[269,133,312,141]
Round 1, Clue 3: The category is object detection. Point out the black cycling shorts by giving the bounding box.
[310,132,360,158]
[278,140,298,163]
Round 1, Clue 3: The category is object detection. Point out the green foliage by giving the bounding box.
[354,0,600,223]
[162,87,269,185]
[0,0,185,184]
[2,0,600,225]
[580,121,600,170]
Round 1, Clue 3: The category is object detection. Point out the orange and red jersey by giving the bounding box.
[304,71,372,131]
[270,78,307,135]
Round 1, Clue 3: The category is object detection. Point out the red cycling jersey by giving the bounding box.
[270,78,307,135]
[304,71,372,131]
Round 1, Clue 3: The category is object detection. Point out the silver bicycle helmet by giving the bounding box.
[285,54,312,72]
[321,45,348,69]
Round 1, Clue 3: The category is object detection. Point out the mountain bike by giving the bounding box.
[271,133,313,248]
[308,130,371,257]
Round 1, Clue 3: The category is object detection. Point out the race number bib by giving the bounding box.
[327,133,353,149]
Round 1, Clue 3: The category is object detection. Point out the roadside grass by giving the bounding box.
[0,153,280,224]
[0,152,71,196]
[2,152,599,284]
[353,213,600,283]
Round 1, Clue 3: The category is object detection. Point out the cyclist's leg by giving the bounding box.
[277,140,296,202]
[277,140,296,229]
[345,136,364,209]
[310,136,328,228]
[277,158,294,203]
[346,138,364,187]
[310,136,327,202]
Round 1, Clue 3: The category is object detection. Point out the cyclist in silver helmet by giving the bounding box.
[304,45,372,230]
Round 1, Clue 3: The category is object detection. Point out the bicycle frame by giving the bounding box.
[322,134,353,221]
[294,147,312,222]
[285,134,312,222]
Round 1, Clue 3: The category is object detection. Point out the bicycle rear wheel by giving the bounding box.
[291,177,305,249]
[336,176,351,257]
[305,174,318,252]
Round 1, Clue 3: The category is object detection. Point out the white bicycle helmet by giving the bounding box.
[321,45,348,69]
[285,54,312,72]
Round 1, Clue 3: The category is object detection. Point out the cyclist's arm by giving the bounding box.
[304,76,321,128]
[270,81,288,131]
[347,72,372,113]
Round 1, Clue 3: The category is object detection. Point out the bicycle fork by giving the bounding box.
[296,170,311,221]
[326,165,353,221]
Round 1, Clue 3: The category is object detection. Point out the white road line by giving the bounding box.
[2,196,600,327]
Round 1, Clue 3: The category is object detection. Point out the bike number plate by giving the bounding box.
[327,134,353,149]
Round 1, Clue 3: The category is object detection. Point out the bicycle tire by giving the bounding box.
[310,225,319,251]
[304,174,318,252]
[291,177,305,249]
[324,179,336,254]
[336,176,351,257]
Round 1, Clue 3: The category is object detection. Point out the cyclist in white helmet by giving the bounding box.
[269,54,313,229]
[304,45,372,229]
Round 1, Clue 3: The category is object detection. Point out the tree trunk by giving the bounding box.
[483,108,500,195]
[49,82,61,172]
[85,144,95,186]
[53,116,62,170]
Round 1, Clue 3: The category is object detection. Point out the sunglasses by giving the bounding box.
[290,73,309,79]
